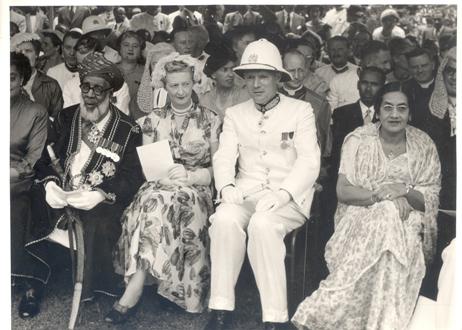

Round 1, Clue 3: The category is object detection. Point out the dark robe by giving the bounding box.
[20,104,144,300]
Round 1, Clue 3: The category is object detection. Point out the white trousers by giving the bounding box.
[208,195,306,323]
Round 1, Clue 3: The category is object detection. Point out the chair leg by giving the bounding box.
[302,218,310,297]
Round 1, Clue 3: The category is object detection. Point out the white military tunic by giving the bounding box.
[209,94,320,322]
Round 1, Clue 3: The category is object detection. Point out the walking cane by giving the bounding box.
[47,145,85,330]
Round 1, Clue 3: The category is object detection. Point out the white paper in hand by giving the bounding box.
[136,139,174,181]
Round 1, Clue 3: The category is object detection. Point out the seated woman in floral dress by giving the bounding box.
[106,53,221,323]
[292,82,441,330]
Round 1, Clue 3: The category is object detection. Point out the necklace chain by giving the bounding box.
[379,134,406,159]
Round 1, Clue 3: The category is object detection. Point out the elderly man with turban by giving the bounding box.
[16,52,144,319]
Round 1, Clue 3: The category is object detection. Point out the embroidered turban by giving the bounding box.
[78,52,124,91]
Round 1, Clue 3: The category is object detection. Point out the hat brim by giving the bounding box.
[233,64,293,82]
[84,27,112,37]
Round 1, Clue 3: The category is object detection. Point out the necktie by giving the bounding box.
[363,108,372,124]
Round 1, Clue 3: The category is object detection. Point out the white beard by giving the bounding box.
[79,94,111,123]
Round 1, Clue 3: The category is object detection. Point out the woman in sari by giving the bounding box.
[292,82,441,330]
[107,53,221,323]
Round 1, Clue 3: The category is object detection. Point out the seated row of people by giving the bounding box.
[10,28,455,329]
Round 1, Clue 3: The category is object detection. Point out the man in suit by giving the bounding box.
[330,66,386,175]
[275,6,290,34]
[17,52,144,318]
[288,6,306,35]
[205,39,320,330]
[108,7,130,34]
[57,6,91,30]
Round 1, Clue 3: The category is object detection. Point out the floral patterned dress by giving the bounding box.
[292,124,441,330]
[113,103,221,313]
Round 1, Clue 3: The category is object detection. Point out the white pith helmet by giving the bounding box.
[233,38,292,82]
[82,16,112,36]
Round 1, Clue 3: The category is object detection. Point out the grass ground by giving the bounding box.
[11,229,324,330]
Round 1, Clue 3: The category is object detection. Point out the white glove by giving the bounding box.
[186,168,211,186]
[221,185,244,204]
[67,190,106,211]
[255,190,291,212]
[168,164,188,183]
[45,181,68,209]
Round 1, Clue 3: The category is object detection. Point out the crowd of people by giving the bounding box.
[10,4,457,330]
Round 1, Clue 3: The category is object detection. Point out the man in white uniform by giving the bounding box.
[205,39,320,330]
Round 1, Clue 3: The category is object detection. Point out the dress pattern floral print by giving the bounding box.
[113,102,221,312]
[292,123,441,330]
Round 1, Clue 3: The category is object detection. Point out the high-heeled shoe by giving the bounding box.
[104,300,139,324]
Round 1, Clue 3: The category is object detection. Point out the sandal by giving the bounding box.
[104,301,139,324]
[18,289,41,319]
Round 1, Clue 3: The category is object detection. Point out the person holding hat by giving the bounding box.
[199,48,250,120]
[36,30,64,73]
[108,53,221,323]
[10,32,63,119]
[372,8,405,45]
[205,39,320,330]
[19,51,144,318]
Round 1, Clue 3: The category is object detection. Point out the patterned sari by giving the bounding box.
[292,123,441,330]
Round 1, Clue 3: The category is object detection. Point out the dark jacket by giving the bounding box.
[32,70,64,119]
[25,104,144,297]
[330,101,364,176]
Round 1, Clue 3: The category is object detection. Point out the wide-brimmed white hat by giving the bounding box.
[82,16,112,36]
[380,9,400,21]
[233,38,292,82]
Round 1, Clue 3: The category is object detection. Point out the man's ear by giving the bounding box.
[275,71,282,82]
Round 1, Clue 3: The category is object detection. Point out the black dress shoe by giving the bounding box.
[204,310,232,330]
[264,322,285,330]
[104,301,139,324]
[18,288,41,319]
